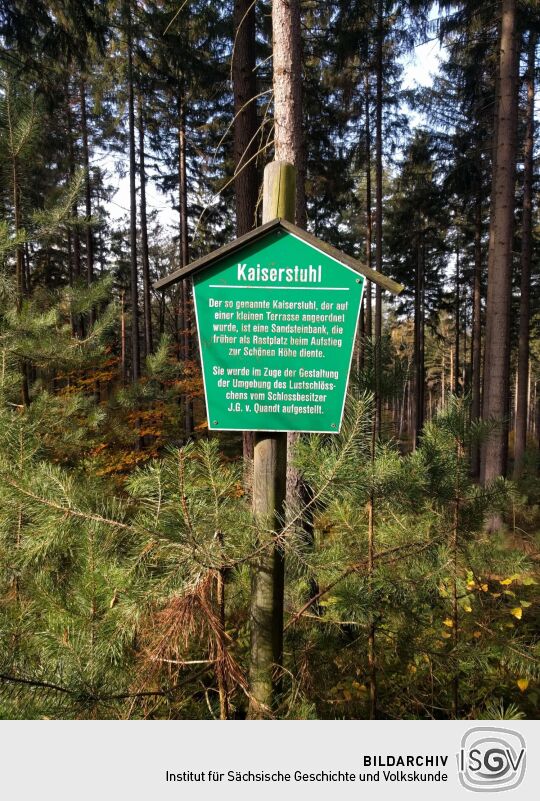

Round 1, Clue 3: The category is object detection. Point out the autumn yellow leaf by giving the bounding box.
[443,618,454,627]
[510,607,522,620]
[463,604,472,613]
[473,631,482,638]
[319,596,338,607]
[500,578,513,586]
[517,679,529,692]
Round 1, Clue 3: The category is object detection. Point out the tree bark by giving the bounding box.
[126,0,140,383]
[138,96,153,359]
[358,297,365,372]
[514,33,536,478]
[454,248,460,395]
[233,0,258,467]
[272,0,306,226]
[249,431,286,716]
[80,79,94,291]
[177,89,192,439]
[178,93,189,271]
[480,0,519,488]
[413,235,425,448]
[233,0,258,235]
[374,0,384,436]
[365,72,373,343]
[471,195,483,477]
[120,290,127,385]
[65,80,85,339]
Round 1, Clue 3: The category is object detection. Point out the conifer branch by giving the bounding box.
[285,535,442,630]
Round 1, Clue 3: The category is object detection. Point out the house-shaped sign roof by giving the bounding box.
[154,218,403,294]
[154,218,402,433]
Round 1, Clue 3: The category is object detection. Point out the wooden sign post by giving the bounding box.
[249,162,295,713]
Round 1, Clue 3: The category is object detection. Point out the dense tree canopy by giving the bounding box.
[0,0,538,720]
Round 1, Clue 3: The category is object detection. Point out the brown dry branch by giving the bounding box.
[137,572,249,715]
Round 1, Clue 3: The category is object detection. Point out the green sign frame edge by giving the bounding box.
[192,229,365,434]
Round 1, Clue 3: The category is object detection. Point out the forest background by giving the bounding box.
[0,0,539,720]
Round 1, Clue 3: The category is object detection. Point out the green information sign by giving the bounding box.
[192,226,364,433]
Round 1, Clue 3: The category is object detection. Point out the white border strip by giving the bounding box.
[208,285,349,291]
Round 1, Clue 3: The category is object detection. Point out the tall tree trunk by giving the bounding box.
[120,290,127,385]
[454,248,460,395]
[126,0,140,383]
[358,298,365,372]
[177,89,192,439]
[65,82,76,336]
[367,487,376,718]
[413,236,425,448]
[138,96,153,358]
[480,0,519,489]
[365,72,373,343]
[80,79,94,291]
[233,0,258,468]
[420,244,425,429]
[514,33,536,479]
[178,92,189,271]
[471,195,483,477]
[536,379,540,456]
[233,0,258,235]
[272,0,306,225]
[66,83,82,284]
[441,350,445,409]
[374,0,384,435]
[368,12,386,709]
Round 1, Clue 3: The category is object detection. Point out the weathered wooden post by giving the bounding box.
[248,161,296,715]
